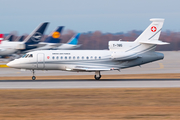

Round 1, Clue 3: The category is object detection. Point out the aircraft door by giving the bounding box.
[37,53,45,69]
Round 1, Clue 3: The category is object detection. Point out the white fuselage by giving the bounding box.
[7,42,164,72]
[0,41,23,55]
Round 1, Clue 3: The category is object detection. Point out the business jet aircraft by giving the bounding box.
[0,22,49,56]
[7,19,169,80]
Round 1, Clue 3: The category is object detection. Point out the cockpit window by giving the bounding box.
[22,54,27,58]
[29,54,33,57]
[25,54,29,58]
[22,54,33,58]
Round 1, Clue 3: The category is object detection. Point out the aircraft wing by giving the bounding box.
[112,55,141,61]
[66,66,119,72]
[27,44,47,47]
[49,43,63,47]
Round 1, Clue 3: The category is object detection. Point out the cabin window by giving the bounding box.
[77,56,79,59]
[95,56,97,59]
[99,56,101,59]
[82,56,84,59]
[69,56,71,59]
[56,56,59,59]
[73,56,75,59]
[52,56,55,59]
[61,56,63,59]
[91,56,93,59]
[86,56,89,59]
[65,56,67,59]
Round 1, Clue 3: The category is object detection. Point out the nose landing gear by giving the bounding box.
[32,70,36,80]
[94,71,101,80]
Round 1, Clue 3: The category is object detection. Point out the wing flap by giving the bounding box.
[67,66,119,72]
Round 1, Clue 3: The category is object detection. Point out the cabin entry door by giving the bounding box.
[37,53,45,69]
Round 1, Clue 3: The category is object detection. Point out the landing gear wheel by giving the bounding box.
[94,75,101,80]
[32,70,36,80]
[32,76,36,80]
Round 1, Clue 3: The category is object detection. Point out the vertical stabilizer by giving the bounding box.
[24,22,49,44]
[16,35,25,42]
[67,33,81,45]
[6,34,14,41]
[135,18,164,42]
[0,34,3,40]
[44,26,64,43]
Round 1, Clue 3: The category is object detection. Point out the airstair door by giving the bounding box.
[37,53,45,69]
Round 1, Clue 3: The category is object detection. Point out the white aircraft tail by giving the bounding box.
[135,18,169,45]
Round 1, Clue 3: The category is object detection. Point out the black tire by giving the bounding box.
[94,75,101,80]
[32,76,36,80]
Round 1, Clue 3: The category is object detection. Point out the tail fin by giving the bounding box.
[6,34,14,41]
[0,34,4,40]
[135,18,168,45]
[67,33,81,45]
[44,26,64,43]
[16,35,24,42]
[24,22,49,44]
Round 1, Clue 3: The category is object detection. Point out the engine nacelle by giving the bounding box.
[111,51,138,60]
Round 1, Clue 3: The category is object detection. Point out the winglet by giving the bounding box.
[44,26,64,43]
[67,33,81,45]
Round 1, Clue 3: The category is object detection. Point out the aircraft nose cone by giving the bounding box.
[7,61,14,67]
[7,60,19,68]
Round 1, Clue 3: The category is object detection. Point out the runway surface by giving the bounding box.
[0,79,180,89]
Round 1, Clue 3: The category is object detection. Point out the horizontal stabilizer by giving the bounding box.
[139,40,169,45]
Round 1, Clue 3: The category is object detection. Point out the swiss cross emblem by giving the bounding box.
[151,26,157,32]
[47,56,50,59]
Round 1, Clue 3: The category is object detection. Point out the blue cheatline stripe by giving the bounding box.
[148,28,162,40]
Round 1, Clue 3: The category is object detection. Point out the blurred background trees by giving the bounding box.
[4,30,180,51]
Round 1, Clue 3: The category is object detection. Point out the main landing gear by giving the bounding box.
[32,70,36,80]
[94,71,101,80]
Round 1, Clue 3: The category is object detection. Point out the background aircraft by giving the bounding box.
[15,35,25,42]
[56,33,81,50]
[25,27,81,52]
[0,22,49,56]
[5,34,14,41]
[7,18,169,80]
[0,34,3,40]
